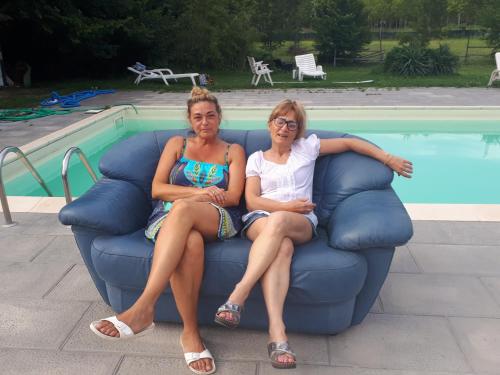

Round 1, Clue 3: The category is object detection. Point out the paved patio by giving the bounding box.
[1,215,500,374]
[1,88,500,374]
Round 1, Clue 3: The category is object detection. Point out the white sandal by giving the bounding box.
[180,339,217,375]
[89,316,155,340]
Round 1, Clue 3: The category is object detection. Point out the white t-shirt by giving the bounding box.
[245,134,321,226]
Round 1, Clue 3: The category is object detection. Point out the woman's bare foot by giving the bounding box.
[215,285,247,323]
[269,325,296,365]
[95,305,154,338]
[180,330,214,373]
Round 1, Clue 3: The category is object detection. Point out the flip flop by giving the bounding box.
[180,338,217,375]
[214,300,243,329]
[268,341,297,369]
[89,315,155,340]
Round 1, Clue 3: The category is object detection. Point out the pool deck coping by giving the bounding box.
[2,196,500,222]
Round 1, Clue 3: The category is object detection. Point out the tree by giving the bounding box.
[252,0,312,52]
[394,0,448,46]
[476,0,500,50]
[172,0,257,69]
[312,0,371,62]
[0,0,259,79]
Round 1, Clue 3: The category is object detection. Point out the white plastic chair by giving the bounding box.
[487,52,500,87]
[127,62,199,86]
[294,54,327,81]
[247,56,273,86]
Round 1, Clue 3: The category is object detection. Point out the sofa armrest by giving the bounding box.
[58,178,151,234]
[327,188,413,250]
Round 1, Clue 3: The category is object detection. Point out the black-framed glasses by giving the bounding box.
[273,117,298,131]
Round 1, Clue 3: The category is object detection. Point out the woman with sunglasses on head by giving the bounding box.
[214,99,413,369]
[90,87,246,375]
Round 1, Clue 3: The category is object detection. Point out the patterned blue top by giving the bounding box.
[145,138,242,239]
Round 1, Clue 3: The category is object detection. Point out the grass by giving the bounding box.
[0,38,497,109]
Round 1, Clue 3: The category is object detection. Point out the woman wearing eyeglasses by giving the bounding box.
[214,99,413,369]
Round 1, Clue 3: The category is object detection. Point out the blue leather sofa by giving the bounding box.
[59,129,413,335]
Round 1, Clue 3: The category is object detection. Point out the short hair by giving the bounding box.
[268,99,307,139]
[187,87,222,117]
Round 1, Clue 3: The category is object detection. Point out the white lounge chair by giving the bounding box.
[247,56,273,86]
[127,62,199,86]
[487,52,500,87]
[294,54,327,81]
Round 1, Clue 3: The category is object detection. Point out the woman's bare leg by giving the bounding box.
[171,229,213,373]
[261,237,295,365]
[217,212,311,320]
[96,200,219,337]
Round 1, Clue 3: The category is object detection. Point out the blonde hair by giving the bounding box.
[268,99,307,139]
[187,87,221,116]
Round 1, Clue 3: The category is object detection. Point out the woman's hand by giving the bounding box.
[199,186,226,206]
[284,198,316,214]
[386,154,413,178]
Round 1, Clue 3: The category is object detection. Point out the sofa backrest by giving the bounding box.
[100,129,394,227]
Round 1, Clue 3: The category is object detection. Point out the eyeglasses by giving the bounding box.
[273,117,298,131]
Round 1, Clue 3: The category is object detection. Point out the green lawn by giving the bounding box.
[0,38,497,109]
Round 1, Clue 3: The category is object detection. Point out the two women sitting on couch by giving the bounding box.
[89,88,412,374]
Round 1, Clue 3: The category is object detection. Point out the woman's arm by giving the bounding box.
[220,143,246,207]
[151,136,210,201]
[245,176,315,214]
[319,138,413,178]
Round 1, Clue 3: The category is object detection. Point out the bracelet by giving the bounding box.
[383,153,392,165]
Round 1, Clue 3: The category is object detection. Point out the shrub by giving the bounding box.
[384,45,433,76]
[429,45,459,75]
[384,44,458,76]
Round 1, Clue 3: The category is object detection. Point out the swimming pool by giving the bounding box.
[3,106,500,204]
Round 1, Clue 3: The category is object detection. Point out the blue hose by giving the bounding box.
[40,89,115,107]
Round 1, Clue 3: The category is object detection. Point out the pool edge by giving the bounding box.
[2,197,500,222]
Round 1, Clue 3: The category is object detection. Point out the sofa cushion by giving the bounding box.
[91,230,367,305]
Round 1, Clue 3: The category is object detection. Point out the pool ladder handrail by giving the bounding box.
[62,147,98,204]
[0,146,53,227]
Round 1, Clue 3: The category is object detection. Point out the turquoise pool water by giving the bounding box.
[4,114,500,204]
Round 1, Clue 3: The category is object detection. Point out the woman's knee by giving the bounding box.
[266,212,292,235]
[172,199,194,218]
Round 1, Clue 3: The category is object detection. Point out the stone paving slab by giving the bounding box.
[45,264,101,302]
[410,221,500,246]
[449,317,500,374]
[32,235,83,264]
[0,234,55,262]
[389,246,421,274]
[0,348,121,375]
[0,261,72,298]
[0,299,90,349]
[259,364,474,375]
[328,314,471,373]
[380,273,500,318]
[370,297,383,313]
[0,213,71,236]
[0,111,90,149]
[409,244,500,276]
[63,302,189,357]
[117,355,257,375]
[199,325,328,365]
[481,277,500,307]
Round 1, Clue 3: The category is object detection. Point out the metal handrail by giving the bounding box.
[0,146,53,226]
[62,147,98,204]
